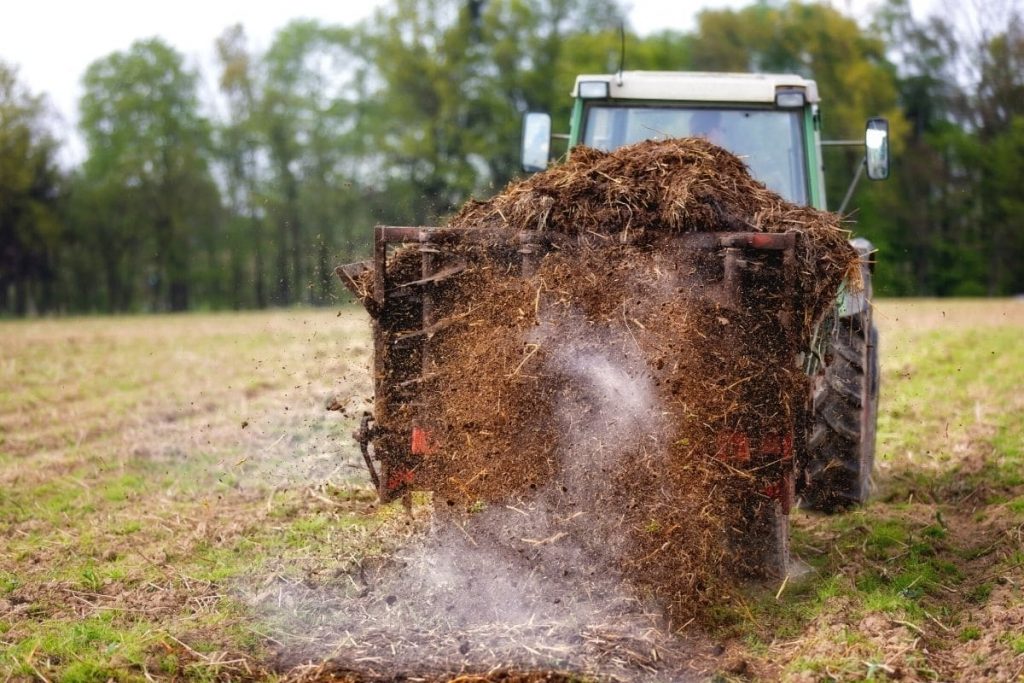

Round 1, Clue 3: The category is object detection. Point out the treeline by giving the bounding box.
[1,0,1022,314]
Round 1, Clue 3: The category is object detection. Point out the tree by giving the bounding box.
[690,2,906,195]
[0,61,63,315]
[78,38,220,311]
[258,19,370,304]
[347,0,626,225]
[352,0,500,222]
[679,2,916,295]
[215,24,268,308]
[482,0,626,181]
[973,12,1024,294]
[873,0,1024,295]
[868,0,964,294]
[8,0,1019,314]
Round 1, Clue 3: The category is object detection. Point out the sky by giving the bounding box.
[1,0,934,162]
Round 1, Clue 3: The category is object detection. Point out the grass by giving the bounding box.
[711,299,1024,680]
[1,300,1023,681]
[0,309,384,680]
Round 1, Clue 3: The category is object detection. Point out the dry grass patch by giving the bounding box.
[0,309,385,681]
[1,300,1022,681]
[705,299,1024,681]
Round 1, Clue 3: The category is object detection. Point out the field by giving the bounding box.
[1,300,1022,681]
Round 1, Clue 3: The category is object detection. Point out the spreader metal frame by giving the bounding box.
[338,226,804,518]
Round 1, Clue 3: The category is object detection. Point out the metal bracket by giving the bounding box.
[353,412,382,493]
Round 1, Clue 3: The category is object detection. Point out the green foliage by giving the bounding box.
[349,0,624,221]
[0,61,62,315]
[6,613,153,682]
[258,20,370,304]
[73,38,221,311]
[868,0,1024,295]
[3,0,1024,314]
[967,582,993,604]
[959,626,981,642]
[692,2,904,139]
[0,571,19,594]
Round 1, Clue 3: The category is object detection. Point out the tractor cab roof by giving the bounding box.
[571,71,820,105]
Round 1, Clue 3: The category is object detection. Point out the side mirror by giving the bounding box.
[521,112,551,173]
[865,117,889,181]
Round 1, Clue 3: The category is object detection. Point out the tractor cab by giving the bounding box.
[522,71,890,212]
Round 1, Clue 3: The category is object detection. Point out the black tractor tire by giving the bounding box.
[799,274,879,514]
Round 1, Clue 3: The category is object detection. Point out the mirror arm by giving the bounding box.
[821,139,863,147]
[838,157,866,215]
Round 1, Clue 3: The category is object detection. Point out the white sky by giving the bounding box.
[1,0,933,162]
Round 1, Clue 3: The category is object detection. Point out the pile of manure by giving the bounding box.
[359,137,858,623]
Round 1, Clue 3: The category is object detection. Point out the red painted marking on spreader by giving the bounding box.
[411,426,434,455]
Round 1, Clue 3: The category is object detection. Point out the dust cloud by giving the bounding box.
[244,303,699,682]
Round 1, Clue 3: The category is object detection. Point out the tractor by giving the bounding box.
[338,70,888,574]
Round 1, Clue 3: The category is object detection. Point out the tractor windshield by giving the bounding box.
[582,105,808,205]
